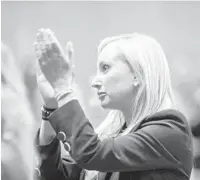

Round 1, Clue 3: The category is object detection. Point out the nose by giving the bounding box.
[91,77,102,89]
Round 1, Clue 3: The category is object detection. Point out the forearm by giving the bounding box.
[39,121,56,145]
[36,134,69,180]
[39,92,76,146]
[36,122,82,180]
[39,89,77,145]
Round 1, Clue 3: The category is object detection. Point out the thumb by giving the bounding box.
[35,59,43,77]
[65,41,74,67]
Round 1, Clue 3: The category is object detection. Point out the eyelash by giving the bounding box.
[101,64,110,73]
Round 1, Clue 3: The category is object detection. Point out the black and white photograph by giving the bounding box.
[1,1,200,180]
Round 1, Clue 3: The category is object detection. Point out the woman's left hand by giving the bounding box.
[34,28,75,94]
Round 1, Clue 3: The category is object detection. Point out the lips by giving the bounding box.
[97,92,107,99]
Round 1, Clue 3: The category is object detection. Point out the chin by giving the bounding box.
[100,99,112,109]
[100,100,117,110]
[100,102,109,109]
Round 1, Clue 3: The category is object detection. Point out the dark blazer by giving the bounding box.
[36,100,193,180]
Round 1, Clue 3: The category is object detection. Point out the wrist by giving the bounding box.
[43,99,58,109]
[52,78,72,94]
[55,88,74,101]
[41,105,56,121]
[57,91,77,107]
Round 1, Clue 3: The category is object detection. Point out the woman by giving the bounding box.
[34,29,193,180]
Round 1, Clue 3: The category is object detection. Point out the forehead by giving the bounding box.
[98,43,123,64]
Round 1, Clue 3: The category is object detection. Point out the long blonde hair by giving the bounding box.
[95,33,176,139]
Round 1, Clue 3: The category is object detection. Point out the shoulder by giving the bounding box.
[141,109,191,135]
[138,109,193,177]
[138,109,193,153]
[137,109,193,160]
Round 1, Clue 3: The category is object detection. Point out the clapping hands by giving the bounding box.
[33,28,75,108]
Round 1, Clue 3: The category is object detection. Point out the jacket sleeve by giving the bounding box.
[35,130,83,180]
[48,100,192,176]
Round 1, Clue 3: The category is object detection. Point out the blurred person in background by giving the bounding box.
[1,42,36,180]
[34,29,193,180]
[170,55,200,180]
[172,55,200,172]
[20,53,43,127]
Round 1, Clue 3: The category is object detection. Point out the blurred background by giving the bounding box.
[1,1,200,179]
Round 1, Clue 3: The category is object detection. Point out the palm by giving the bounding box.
[34,29,74,93]
[37,73,58,108]
[33,29,75,107]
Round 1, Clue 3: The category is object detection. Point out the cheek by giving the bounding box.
[104,69,133,94]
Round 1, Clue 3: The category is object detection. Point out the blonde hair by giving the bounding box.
[1,42,36,180]
[96,33,176,139]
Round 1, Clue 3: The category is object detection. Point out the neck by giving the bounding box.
[119,93,136,127]
[120,106,133,127]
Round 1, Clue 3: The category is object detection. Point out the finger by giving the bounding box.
[38,29,47,49]
[46,29,59,45]
[36,31,44,43]
[51,42,60,55]
[45,44,54,59]
[37,29,52,58]
[35,59,43,77]
[44,30,60,53]
[38,28,45,41]
[41,51,49,63]
[43,29,52,46]
[38,56,44,68]
[46,29,64,55]
[66,41,74,67]
[45,29,67,67]
[45,29,54,44]
[36,31,45,52]
[38,42,45,53]
[37,51,48,69]
[35,48,44,77]
[36,32,41,43]
[33,42,41,59]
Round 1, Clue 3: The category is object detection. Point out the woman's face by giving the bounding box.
[92,43,139,110]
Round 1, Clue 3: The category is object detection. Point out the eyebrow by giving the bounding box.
[98,61,108,67]
[98,52,124,65]
[97,52,135,74]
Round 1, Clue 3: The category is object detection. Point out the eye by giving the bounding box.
[101,64,110,73]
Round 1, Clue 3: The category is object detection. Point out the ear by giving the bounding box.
[132,75,139,87]
[133,81,139,87]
